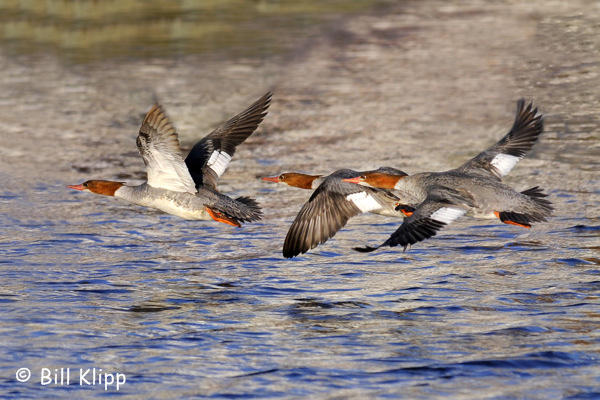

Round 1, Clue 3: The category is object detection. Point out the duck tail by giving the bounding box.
[234,196,263,222]
[496,186,553,228]
[207,193,262,226]
[521,186,553,219]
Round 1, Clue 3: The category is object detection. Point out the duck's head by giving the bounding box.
[68,180,124,196]
[261,173,321,189]
[343,170,407,189]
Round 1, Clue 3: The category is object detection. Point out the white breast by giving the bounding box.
[115,186,210,220]
[151,198,210,220]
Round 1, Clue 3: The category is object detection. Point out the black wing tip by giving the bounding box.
[515,97,534,112]
[501,97,544,158]
[253,91,273,112]
[353,245,379,253]
[244,91,272,124]
[382,217,445,250]
[208,90,273,145]
[263,90,273,102]
[282,224,311,259]
[514,98,543,127]
[521,186,546,197]
[282,247,302,258]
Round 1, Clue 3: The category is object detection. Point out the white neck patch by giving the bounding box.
[491,153,520,177]
[206,150,232,177]
[346,192,381,213]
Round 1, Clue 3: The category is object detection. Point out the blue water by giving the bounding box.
[1,183,599,398]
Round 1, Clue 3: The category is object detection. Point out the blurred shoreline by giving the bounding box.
[0,0,392,63]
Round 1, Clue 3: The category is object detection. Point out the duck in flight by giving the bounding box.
[68,92,272,227]
[263,167,413,258]
[344,99,553,252]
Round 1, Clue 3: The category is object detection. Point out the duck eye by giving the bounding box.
[83,182,89,187]
[279,174,285,180]
[360,175,366,180]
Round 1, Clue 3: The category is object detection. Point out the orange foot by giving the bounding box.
[206,207,241,227]
[494,211,531,229]
[400,209,414,217]
[395,203,414,217]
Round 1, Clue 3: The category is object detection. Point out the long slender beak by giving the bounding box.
[261,176,280,183]
[342,177,361,184]
[67,184,85,190]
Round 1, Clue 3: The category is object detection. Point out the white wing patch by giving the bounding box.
[149,165,192,192]
[430,207,465,224]
[346,192,381,213]
[491,153,520,177]
[206,150,232,177]
[145,149,197,193]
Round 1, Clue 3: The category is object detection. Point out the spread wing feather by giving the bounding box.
[185,92,272,190]
[283,190,362,258]
[137,105,197,193]
[282,171,396,258]
[354,195,467,253]
[457,99,543,179]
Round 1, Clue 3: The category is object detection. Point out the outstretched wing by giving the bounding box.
[457,99,543,180]
[355,195,467,253]
[283,176,393,258]
[136,105,197,193]
[185,92,272,190]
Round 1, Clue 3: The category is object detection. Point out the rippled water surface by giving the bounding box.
[1,1,599,398]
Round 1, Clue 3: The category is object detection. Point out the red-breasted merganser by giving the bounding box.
[344,99,553,252]
[262,169,415,217]
[68,92,271,227]
[263,168,412,258]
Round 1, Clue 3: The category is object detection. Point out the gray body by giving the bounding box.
[115,184,258,222]
[396,170,547,219]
